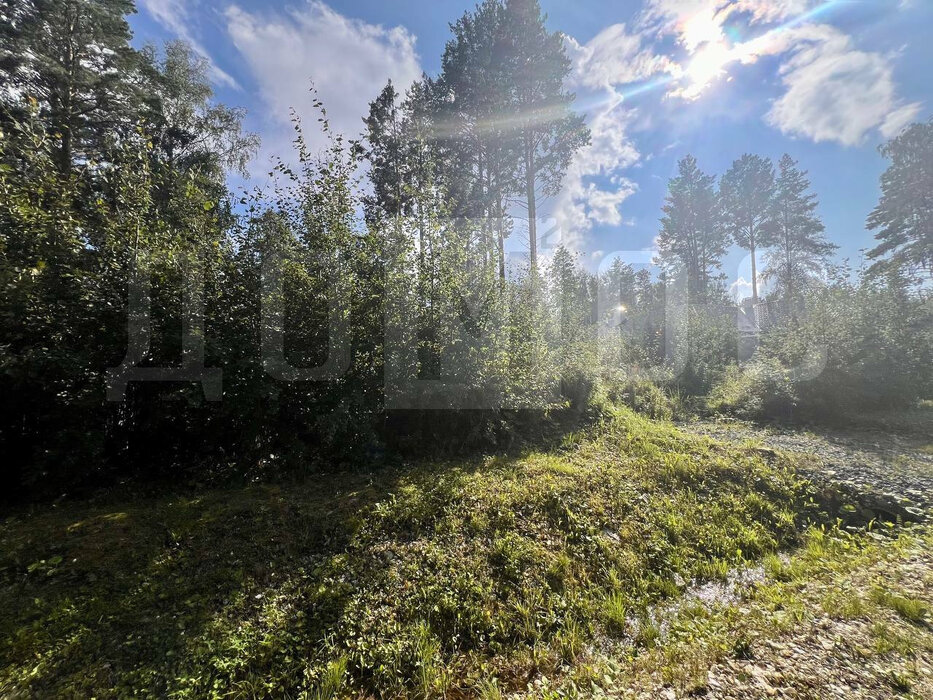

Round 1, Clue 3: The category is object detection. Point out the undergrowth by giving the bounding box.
[0,406,822,698]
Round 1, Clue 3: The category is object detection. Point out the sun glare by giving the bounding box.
[686,41,733,91]
[672,0,846,100]
[680,6,727,52]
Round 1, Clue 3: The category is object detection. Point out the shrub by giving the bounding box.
[707,357,797,420]
[607,378,678,420]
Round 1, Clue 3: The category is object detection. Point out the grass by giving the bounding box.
[538,524,933,698]
[871,588,931,624]
[0,406,823,698]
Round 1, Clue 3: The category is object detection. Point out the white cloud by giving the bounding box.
[880,102,923,139]
[730,276,754,300]
[732,0,814,24]
[553,95,641,249]
[766,26,921,146]
[635,1,922,144]
[583,182,638,226]
[225,1,421,167]
[138,0,239,88]
[566,25,675,90]
[642,0,815,45]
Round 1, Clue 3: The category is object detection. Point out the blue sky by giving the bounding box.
[130,0,931,294]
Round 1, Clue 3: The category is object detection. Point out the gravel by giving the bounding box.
[679,420,933,515]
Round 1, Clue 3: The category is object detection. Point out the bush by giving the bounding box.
[757,268,933,419]
[606,377,690,421]
[707,357,797,420]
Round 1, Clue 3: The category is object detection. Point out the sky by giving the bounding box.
[129,0,932,296]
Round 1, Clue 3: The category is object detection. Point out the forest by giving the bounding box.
[1,0,932,697]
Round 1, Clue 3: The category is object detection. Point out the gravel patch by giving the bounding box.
[680,420,933,516]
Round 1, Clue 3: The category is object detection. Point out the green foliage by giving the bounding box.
[602,592,628,638]
[656,155,728,302]
[762,154,836,308]
[720,153,775,303]
[606,378,681,421]
[707,358,797,420]
[0,0,142,171]
[870,588,931,624]
[0,0,929,492]
[0,409,818,697]
[867,117,933,284]
[757,265,933,417]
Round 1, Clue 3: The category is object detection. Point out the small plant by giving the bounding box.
[603,592,628,638]
[311,657,348,700]
[413,623,441,698]
[732,634,754,660]
[475,677,503,700]
[707,357,798,420]
[870,587,930,624]
[871,622,916,656]
[546,552,572,591]
[697,557,730,581]
[555,617,585,662]
[822,590,867,620]
[634,616,661,650]
[886,668,915,693]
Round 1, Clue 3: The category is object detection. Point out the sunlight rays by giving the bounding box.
[676,0,849,98]
[595,0,849,105]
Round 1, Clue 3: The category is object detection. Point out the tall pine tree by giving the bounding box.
[2,0,143,172]
[503,0,588,270]
[656,155,728,302]
[763,154,836,309]
[866,117,933,284]
[719,154,775,304]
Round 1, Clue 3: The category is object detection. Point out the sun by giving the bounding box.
[685,41,734,94]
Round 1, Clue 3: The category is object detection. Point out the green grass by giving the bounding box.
[0,406,820,698]
[534,525,933,698]
[871,588,931,624]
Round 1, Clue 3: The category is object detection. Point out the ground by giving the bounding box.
[1,406,931,698]
[680,417,933,513]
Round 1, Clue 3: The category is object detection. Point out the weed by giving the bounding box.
[311,657,348,700]
[870,588,930,624]
[603,592,628,638]
[634,616,661,650]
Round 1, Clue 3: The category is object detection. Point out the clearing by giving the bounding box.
[1,407,931,699]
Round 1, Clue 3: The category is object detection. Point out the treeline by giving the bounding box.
[644,141,932,417]
[0,0,930,497]
[0,0,594,496]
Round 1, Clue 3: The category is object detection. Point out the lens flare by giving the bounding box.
[605,0,848,104]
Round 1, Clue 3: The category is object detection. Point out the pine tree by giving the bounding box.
[866,117,933,284]
[503,0,588,269]
[656,155,728,303]
[762,154,837,309]
[720,154,775,304]
[363,81,408,226]
[2,0,143,172]
[437,0,520,280]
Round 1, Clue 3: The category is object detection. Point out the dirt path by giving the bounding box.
[651,530,933,699]
[679,420,933,516]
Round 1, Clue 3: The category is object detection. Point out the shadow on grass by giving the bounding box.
[0,407,824,697]
[0,468,405,696]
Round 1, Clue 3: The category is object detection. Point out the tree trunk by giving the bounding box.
[58,126,72,174]
[496,196,505,284]
[525,135,537,270]
[749,229,758,305]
